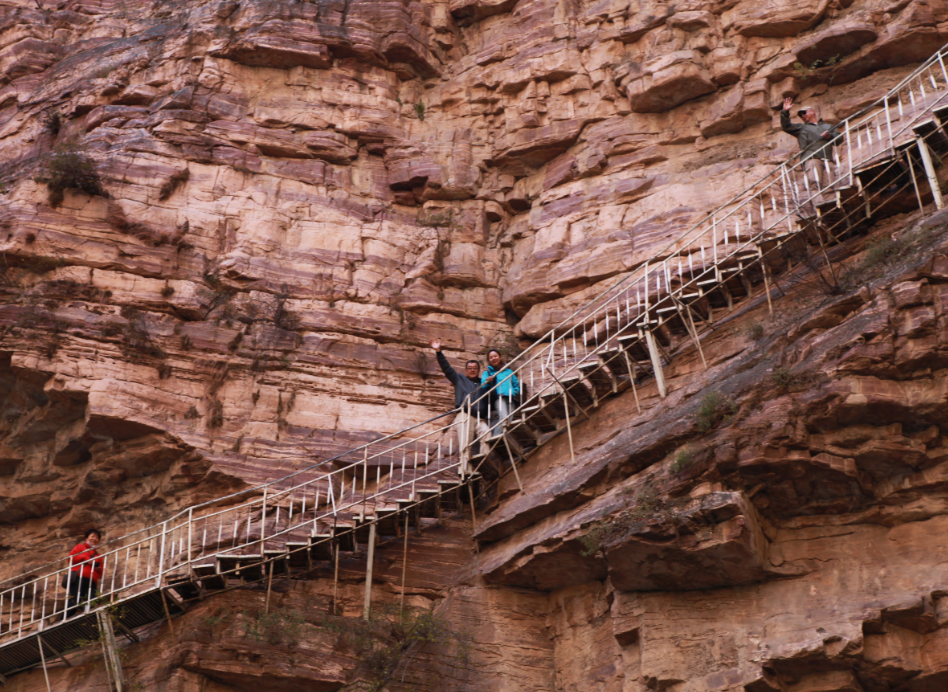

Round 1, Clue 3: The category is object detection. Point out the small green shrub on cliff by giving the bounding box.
[670,448,694,474]
[744,321,765,341]
[417,209,454,228]
[862,235,900,271]
[579,488,665,556]
[579,524,608,557]
[34,140,107,207]
[318,604,470,692]
[772,367,803,390]
[695,391,737,432]
[245,607,305,646]
[414,102,425,121]
[43,111,63,135]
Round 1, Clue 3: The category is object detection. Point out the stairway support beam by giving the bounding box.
[907,149,927,212]
[38,634,71,667]
[622,351,642,413]
[362,522,376,621]
[113,619,139,644]
[916,134,944,209]
[399,514,409,615]
[672,298,708,370]
[562,392,577,465]
[502,435,524,493]
[332,537,340,616]
[467,479,478,537]
[36,636,51,692]
[97,610,125,692]
[644,331,667,398]
[264,561,274,615]
[759,249,775,316]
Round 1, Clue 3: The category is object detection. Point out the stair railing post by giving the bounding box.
[39,576,47,631]
[845,121,854,188]
[361,448,368,517]
[916,134,944,209]
[156,521,167,589]
[187,508,193,577]
[260,488,267,557]
[64,557,73,621]
[885,99,895,154]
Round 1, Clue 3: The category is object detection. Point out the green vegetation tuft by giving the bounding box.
[695,391,737,433]
[579,488,664,556]
[317,604,470,692]
[744,321,765,340]
[771,366,806,391]
[34,140,107,207]
[245,607,306,646]
[670,448,694,474]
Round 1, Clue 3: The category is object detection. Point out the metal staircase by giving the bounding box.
[4,43,948,684]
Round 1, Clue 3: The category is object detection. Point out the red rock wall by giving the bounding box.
[4,0,948,688]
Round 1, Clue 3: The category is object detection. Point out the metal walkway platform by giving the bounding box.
[4,40,948,685]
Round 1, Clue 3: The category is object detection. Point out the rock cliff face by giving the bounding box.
[3,0,948,688]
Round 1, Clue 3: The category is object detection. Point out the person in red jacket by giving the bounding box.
[66,528,103,616]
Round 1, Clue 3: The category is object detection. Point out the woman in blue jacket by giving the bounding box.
[482,349,520,435]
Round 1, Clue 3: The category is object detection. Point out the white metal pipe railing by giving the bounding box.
[3,42,948,648]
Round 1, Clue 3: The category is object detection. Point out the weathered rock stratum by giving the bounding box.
[3,0,948,688]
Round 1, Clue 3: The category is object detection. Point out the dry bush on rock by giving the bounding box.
[34,140,107,207]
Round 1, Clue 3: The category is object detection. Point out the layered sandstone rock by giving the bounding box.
[4,0,948,689]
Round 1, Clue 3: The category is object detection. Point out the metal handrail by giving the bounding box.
[3,41,948,649]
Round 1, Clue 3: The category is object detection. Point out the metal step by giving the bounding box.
[415,487,441,519]
[285,541,312,568]
[333,526,357,553]
[263,550,289,576]
[913,118,948,155]
[559,375,595,409]
[215,553,265,581]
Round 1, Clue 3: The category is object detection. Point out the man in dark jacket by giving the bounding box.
[782,96,840,210]
[431,339,494,476]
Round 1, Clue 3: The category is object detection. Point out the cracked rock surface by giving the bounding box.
[4,0,948,688]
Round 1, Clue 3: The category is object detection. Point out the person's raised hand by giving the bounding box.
[783,96,794,111]
[430,339,441,351]
[821,131,832,139]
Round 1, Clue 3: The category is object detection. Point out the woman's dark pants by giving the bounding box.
[67,576,96,617]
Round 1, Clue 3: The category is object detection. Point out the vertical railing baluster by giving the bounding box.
[187,508,193,575]
[260,488,267,556]
[40,577,48,629]
[156,522,168,588]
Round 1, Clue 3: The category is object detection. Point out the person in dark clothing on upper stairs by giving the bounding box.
[781,96,841,212]
[430,339,495,476]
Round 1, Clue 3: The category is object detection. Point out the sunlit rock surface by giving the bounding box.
[4,0,948,688]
